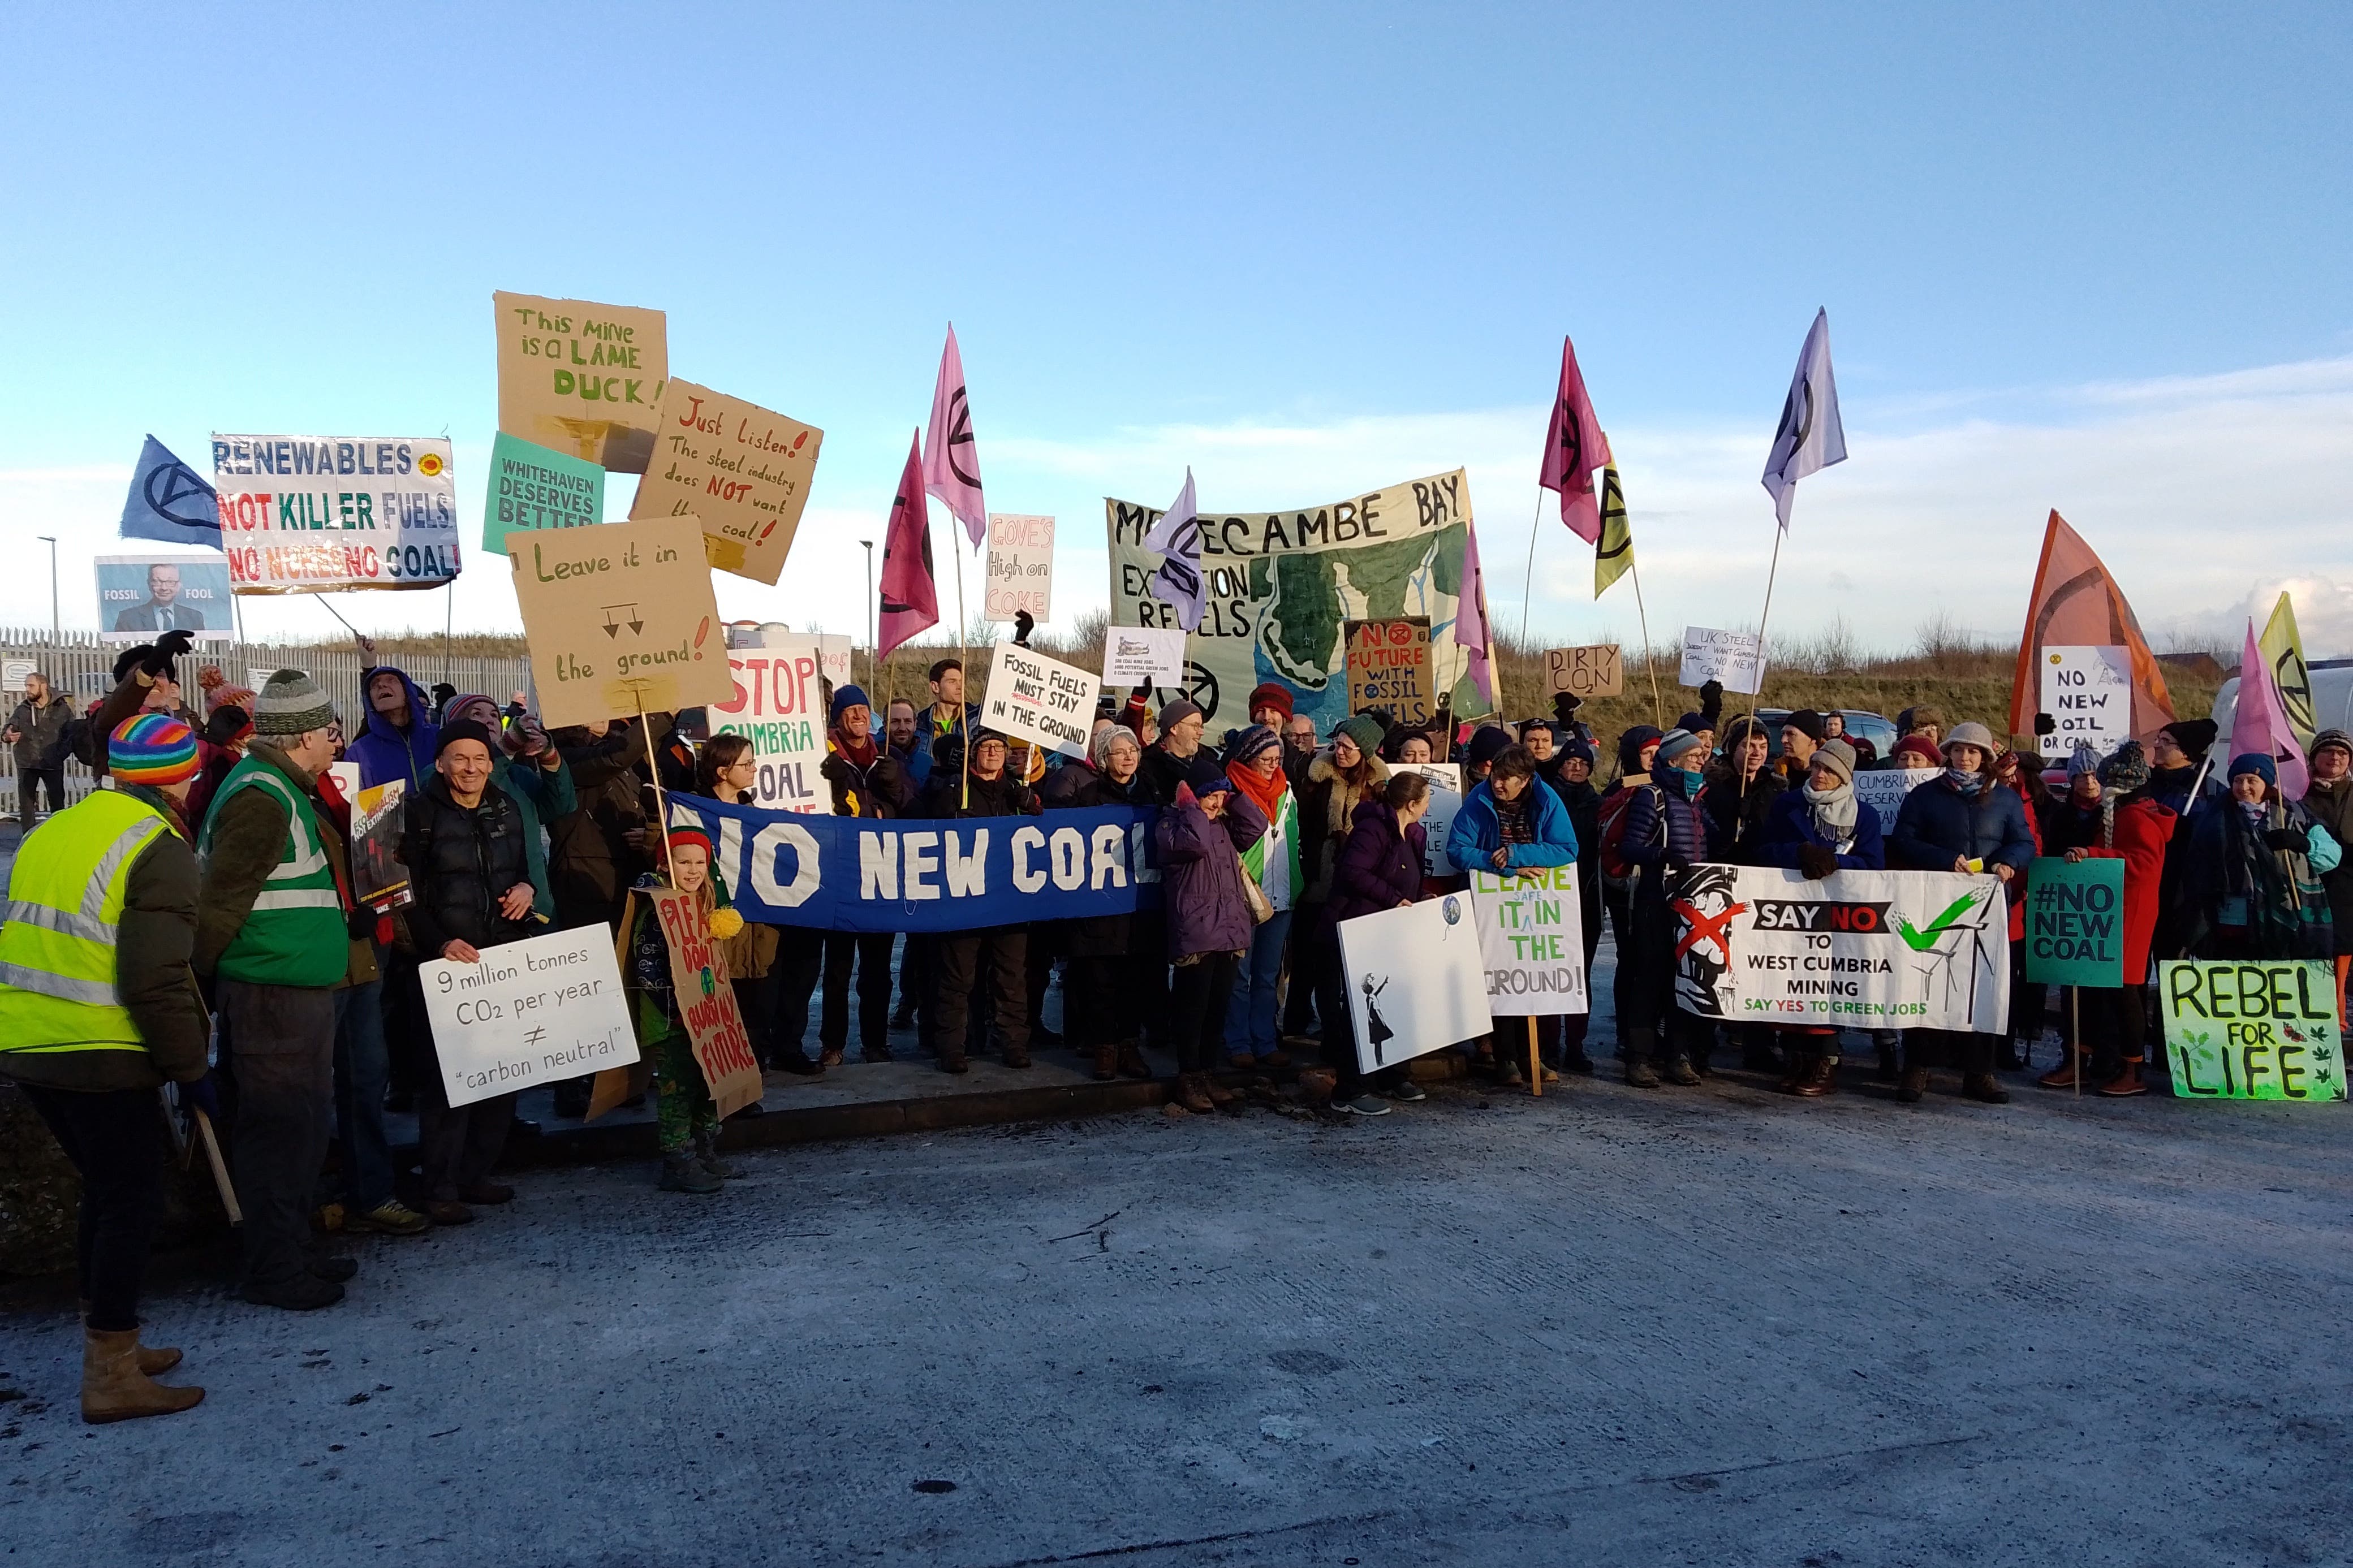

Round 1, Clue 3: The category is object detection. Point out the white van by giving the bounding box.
[2206,656,2353,763]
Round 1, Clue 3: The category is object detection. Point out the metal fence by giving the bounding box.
[0,630,531,814]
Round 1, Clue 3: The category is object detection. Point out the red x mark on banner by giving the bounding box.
[1673,899,1749,963]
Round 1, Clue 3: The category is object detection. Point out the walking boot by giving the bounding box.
[80,1328,203,1425]
[1092,1043,1118,1082]
[1497,1053,1525,1087]
[1116,1043,1153,1079]
[1961,1073,2010,1104]
[1204,1075,1238,1108]
[2037,1049,2087,1090]
[1664,1055,1702,1086]
[938,1049,970,1075]
[1778,1056,1806,1094]
[1562,1050,1596,1075]
[1873,1033,1900,1083]
[242,1272,343,1311]
[1896,1053,1929,1103]
[1622,1026,1661,1087]
[2099,1057,2148,1096]
[1001,1044,1032,1069]
[693,1129,738,1180]
[80,1302,180,1375]
[658,1153,722,1194]
[1794,1056,1838,1098]
[1174,1073,1215,1113]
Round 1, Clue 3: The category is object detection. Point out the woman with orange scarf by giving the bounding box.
[1221,725,1300,1070]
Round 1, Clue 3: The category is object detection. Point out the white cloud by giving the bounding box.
[6,356,2349,661]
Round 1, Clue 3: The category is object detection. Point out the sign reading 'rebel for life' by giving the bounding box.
[2043,645,2132,758]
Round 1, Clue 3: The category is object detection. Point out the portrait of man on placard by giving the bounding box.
[98,556,231,642]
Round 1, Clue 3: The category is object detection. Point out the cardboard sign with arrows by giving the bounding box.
[510,515,734,728]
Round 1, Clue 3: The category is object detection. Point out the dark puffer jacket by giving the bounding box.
[1699,763,1786,865]
[546,723,647,930]
[1157,791,1253,960]
[1889,774,2036,874]
[1049,762,1145,957]
[1324,800,1427,926]
[402,774,535,956]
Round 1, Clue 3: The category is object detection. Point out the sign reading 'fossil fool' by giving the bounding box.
[628,379,824,586]
[508,516,732,729]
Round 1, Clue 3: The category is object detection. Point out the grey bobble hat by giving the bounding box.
[252,668,334,736]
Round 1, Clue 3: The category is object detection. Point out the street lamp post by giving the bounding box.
[861,539,875,689]
[36,536,57,645]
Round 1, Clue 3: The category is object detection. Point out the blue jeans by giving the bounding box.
[1223,909,1292,1057]
[333,976,393,1212]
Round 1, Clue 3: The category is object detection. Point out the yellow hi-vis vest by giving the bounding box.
[0,789,177,1057]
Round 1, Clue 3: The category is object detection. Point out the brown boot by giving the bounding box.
[1792,1056,1838,1097]
[2098,1059,2148,1097]
[79,1302,180,1375]
[1203,1075,1238,1108]
[1091,1044,1117,1082]
[1116,1044,1152,1079]
[1175,1073,1216,1113]
[80,1327,203,1424]
[2037,1050,2086,1090]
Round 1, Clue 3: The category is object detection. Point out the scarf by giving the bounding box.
[1494,791,1535,845]
[831,728,877,769]
[1946,768,1983,797]
[1802,779,1859,847]
[1662,766,1704,801]
[1226,755,1288,828]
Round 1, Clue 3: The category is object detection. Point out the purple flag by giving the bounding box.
[878,430,939,660]
[1141,468,1206,632]
[1538,335,1606,543]
[1761,308,1847,530]
[923,325,986,549]
[1454,519,1496,710]
[2233,618,2308,798]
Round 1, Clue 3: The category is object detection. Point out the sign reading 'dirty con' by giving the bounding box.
[508,516,732,728]
[629,379,823,586]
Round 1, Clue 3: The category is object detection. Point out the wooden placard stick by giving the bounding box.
[1527,1017,1541,1097]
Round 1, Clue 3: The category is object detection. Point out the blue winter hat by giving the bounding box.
[2229,751,2277,788]
[1655,728,1706,769]
[830,684,872,722]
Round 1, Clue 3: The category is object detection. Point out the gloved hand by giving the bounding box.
[2265,827,2311,853]
[514,715,551,758]
[2033,712,2057,738]
[1552,691,1583,723]
[1699,679,1723,708]
[1798,844,1841,880]
[430,682,458,719]
[179,1072,221,1122]
[144,629,195,675]
[1129,680,1153,703]
[1012,610,1035,647]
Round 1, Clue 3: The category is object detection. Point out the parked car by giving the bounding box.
[2207,656,2353,766]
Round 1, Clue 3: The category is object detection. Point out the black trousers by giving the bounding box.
[1067,953,1144,1049]
[822,932,895,1058]
[933,927,1029,1062]
[2078,984,2148,1076]
[221,980,337,1290]
[772,928,825,1060]
[16,764,63,823]
[1906,1027,1995,1077]
[1307,921,1403,1098]
[1166,952,1240,1074]
[21,1085,163,1332]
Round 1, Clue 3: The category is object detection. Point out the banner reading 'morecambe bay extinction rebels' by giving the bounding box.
[1106,469,1486,732]
[213,434,461,593]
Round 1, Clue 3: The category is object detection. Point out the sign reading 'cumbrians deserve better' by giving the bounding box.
[212,435,461,593]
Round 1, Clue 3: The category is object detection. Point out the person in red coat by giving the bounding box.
[2037,740,2176,1097]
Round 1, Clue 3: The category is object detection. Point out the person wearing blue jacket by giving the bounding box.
[1447,743,1582,1084]
[1614,727,1714,1087]
[1757,739,1885,1096]
[1887,721,2036,1104]
[348,666,440,791]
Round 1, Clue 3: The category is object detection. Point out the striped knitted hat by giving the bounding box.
[109,713,200,785]
[252,668,334,736]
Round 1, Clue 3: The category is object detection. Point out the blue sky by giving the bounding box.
[3,3,2348,653]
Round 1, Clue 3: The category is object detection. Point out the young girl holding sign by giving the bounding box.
[627,830,745,1195]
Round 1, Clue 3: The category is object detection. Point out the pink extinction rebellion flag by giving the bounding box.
[1454,517,1496,709]
[923,325,986,549]
[1539,334,1607,543]
[877,430,938,661]
[2233,617,2309,798]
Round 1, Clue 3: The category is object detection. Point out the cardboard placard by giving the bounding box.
[628,379,824,585]
[481,432,605,556]
[508,516,732,728]
[1400,761,1464,876]
[981,641,1097,760]
[1102,626,1187,686]
[712,634,829,813]
[984,513,1054,623]
[211,435,460,594]
[420,927,637,1109]
[94,554,234,643]
[1469,865,1589,1017]
[1679,627,1765,695]
[2157,960,2345,1100]
[652,885,765,1120]
[1853,767,1942,836]
[1544,644,1623,698]
[350,779,412,910]
[1345,617,1435,725]
[2022,857,2125,987]
[1337,893,1492,1074]
[492,291,667,473]
[2042,645,2134,758]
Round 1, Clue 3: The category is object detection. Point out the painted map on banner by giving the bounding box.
[212,435,461,593]
[1672,865,2010,1033]
[1106,469,1485,733]
[663,795,1163,933]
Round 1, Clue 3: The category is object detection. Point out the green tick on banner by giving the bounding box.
[2023,857,2124,987]
[2157,960,2345,1102]
[480,431,605,556]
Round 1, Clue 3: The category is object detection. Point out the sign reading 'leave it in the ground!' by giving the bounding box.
[629,379,824,586]
[509,516,732,728]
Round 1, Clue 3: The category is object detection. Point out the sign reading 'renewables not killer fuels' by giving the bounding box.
[212,434,461,594]
[509,516,733,729]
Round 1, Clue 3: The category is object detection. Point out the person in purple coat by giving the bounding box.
[1155,757,1255,1113]
[1313,771,1435,1116]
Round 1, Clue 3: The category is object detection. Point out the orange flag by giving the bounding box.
[2008,511,2175,745]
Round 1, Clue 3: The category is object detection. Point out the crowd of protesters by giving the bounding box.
[1,628,2340,1424]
